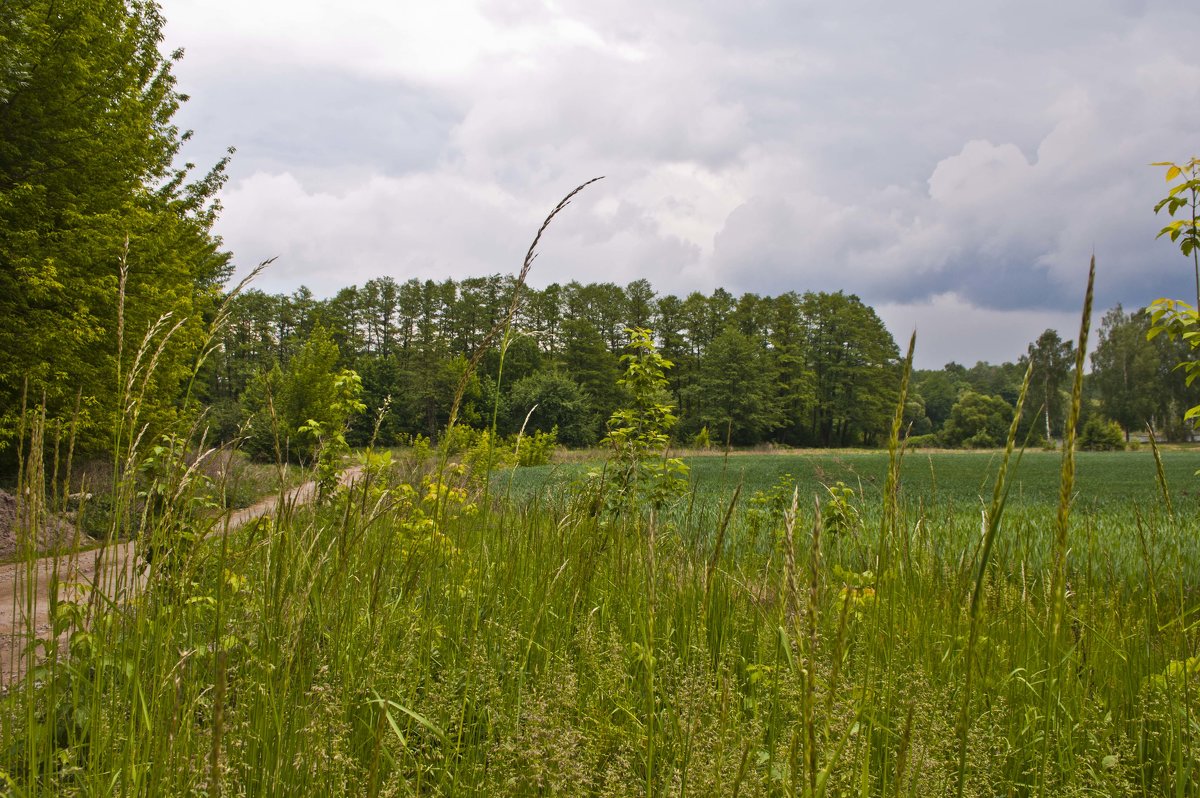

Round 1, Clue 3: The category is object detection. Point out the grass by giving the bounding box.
[2,443,1197,796]
[509,448,1200,511]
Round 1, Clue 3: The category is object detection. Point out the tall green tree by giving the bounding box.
[652,294,688,408]
[800,291,899,446]
[1091,306,1160,441]
[913,368,967,431]
[522,283,565,356]
[688,327,781,445]
[1021,329,1072,441]
[625,278,657,331]
[561,317,623,441]
[766,292,816,446]
[0,0,231,456]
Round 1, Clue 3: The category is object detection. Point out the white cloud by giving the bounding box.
[165,0,498,82]
[218,171,530,295]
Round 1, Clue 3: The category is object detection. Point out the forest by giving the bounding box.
[200,278,1199,459]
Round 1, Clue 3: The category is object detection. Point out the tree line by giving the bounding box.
[201,278,904,454]
[199,276,1198,458]
[911,310,1198,449]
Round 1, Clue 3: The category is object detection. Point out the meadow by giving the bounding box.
[2,438,1199,797]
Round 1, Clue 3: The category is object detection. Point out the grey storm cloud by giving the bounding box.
[161,0,1200,367]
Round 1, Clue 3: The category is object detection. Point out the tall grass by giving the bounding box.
[4,429,1198,795]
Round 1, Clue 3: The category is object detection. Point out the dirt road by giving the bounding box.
[0,468,361,686]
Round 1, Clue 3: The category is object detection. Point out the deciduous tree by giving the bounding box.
[0,0,231,455]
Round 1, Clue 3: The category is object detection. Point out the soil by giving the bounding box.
[0,489,85,561]
[0,467,362,686]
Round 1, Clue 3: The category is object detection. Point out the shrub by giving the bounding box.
[962,430,999,449]
[462,428,516,481]
[241,325,364,465]
[508,371,595,447]
[822,481,860,536]
[941,391,1014,448]
[515,427,558,467]
[1079,416,1125,451]
[441,423,478,456]
[597,328,688,513]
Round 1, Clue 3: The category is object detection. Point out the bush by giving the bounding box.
[962,430,999,449]
[454,425,558,479]
[516,427,558,467]
[441,423,478,456]
[941,391,1014,448]
[822,481,860,536]
[240,326,364,464]
[509,371,596,447]
[1079,416,1125,451]
[462,429,516,481]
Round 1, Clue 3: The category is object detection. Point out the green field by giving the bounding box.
[510,449,1200,510]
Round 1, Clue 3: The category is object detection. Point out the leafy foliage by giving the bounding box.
[1078,416,1125,451]
[1147,158,1200,432]
[242,325,365,471]
[689,328,781,445]
[0,0,231,457]
[1147,298,1200,428]
[1021,329,1072,440]
[940,391,1015,448]
[600,328,688,512]
[507,370,594,447]
[821,481,861,536]
[1152,158,1200,306]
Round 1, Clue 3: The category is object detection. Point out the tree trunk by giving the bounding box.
[1044,380,1052,443]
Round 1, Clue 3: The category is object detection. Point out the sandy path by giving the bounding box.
[0,467,362,686]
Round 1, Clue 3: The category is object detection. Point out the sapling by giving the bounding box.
[1149,159,1200,427]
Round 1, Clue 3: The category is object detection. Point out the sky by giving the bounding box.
[161,0,1200,370]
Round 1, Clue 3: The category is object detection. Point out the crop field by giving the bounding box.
[508,449,1200,577]
[512,448,1200,509]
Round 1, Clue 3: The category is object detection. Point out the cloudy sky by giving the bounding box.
[161,0,1200,369]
